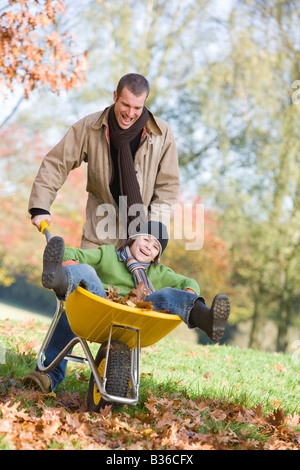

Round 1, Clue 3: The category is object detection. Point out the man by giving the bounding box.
[28,73,180,248]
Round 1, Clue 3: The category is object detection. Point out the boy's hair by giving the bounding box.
[118,238,160,266]
[116,73,150,98]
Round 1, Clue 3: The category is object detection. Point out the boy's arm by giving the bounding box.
[63,246,103,268]
[158,265,200,295]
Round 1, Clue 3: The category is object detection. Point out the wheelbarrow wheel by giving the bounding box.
[87,340,131,411]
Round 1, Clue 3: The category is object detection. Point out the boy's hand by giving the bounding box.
[185,288,196,294]
[62,260,79,266]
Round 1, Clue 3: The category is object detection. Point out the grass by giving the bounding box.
[0,317,299,414]
[138,339,300,415]
[0,316,299,450]
[145,339,300,413]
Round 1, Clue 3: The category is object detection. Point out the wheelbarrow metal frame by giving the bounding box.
[37,298,140,405]
[37,221,181,407]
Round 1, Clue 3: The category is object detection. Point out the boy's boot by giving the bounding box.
[189,294,230,341]
[42,236,68,297]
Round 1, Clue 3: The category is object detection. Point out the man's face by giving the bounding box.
[113,87,147,130]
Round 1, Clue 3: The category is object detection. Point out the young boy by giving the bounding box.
[24,221,230,393]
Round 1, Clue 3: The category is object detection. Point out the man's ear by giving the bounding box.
[113,90,118,103]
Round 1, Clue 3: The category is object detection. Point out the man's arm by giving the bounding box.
[149,123,180,225]
[28,116,89,227]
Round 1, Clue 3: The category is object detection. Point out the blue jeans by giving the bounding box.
[40,264,202,390]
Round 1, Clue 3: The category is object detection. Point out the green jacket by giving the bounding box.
[63,244,200,298]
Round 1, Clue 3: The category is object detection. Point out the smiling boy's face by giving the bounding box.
[130,235,160,263]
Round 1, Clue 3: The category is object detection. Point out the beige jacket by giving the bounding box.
[28,106,180,248]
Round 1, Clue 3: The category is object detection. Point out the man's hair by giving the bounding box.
[116,73,150,98]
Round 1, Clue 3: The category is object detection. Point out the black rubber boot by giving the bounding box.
[42,236,68,297]
[189,294,230,341]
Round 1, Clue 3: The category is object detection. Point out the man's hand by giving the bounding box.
[31,214,52,232]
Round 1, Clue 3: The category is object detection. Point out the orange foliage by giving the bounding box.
[162,195,233,304]
[0,124,87,284]
[0,0,88,98]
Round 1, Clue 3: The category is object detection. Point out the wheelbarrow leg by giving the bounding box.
[37,298,66,370]
[37,299,85,374]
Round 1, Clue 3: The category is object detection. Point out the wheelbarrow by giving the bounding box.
[36,222,182,410]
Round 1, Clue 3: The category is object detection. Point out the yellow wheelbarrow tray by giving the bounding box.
[37,222,182,407]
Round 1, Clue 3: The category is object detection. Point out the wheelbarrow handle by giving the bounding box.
[40,220,52,243]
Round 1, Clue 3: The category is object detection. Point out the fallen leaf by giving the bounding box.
[210,409,227,422]
[274,364,287,373]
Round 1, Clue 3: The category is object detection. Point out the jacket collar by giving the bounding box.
[91,104,162,136]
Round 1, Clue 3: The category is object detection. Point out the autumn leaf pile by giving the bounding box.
[0,318,299,450]
[106,284,167,312]
[0,378,299,450]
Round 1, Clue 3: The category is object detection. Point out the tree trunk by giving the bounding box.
[276,303,291,352]
[249,295,266,350]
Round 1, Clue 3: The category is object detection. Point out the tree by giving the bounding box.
[0,0,88,125]
[0,0,89,285]
[49,0,210,155]
[185,0,300,350]
[0,124,86,286]
[162,196,233,304]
